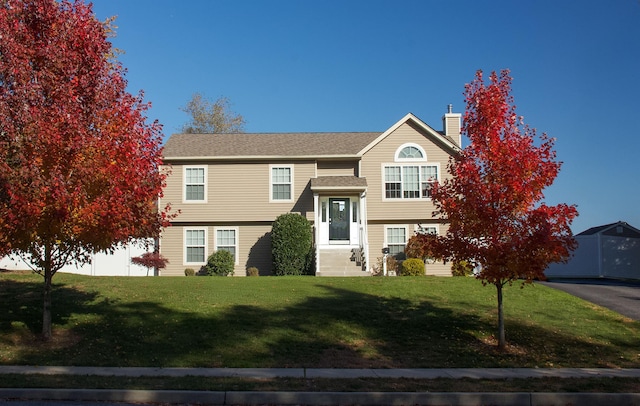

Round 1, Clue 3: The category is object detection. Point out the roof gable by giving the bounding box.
[358,113,460,156]
[577,221,640,237]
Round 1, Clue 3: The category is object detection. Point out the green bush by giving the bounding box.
[246,267,259,277]
[400,258,425,276]
[204,250,235,276]
[271,213,313,276]
[184,268,195,276]
[451,260,474,277]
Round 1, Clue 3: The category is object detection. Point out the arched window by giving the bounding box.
[398,145,424,159]
[395,144,426,161]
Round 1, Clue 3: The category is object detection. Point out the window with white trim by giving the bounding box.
[398,145,424,159]
[184,166,206,202]
[185,228,207,264]
[384,165,438,199]
[384,144,438,200]
[270,165,293,201]
[385,226,407,258]
[215,227,238,264]
[416,224,438,235]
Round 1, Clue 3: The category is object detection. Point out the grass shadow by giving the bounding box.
[1,276,639,368]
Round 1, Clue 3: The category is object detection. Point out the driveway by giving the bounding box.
[539,279,640,321]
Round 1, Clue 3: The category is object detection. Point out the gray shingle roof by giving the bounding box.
[310,176,368,189]
[163,132,382,159]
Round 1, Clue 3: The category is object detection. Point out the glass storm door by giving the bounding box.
[329,198,350,242]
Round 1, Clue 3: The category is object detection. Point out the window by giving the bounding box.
[185,228,207,264]
[270,165,292,201]
[184,167,206,202]
[416,225,438,235]
[384,166,401,198]
[385,226,407,257]
[384,165,438,199]
[398,145,424,159]
[421,166,438,198]
[352,201,358,223]
[215,228,238,264]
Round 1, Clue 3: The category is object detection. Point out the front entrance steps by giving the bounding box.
[316,248,369,277]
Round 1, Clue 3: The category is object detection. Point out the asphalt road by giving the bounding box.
[539,279,640,320]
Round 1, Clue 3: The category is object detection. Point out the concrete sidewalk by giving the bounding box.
[2,367,640,405]
[2,365,640,379]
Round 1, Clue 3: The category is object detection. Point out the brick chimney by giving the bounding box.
[442,104,462,147]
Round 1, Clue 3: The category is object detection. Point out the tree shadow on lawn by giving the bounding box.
[2,280,636,368]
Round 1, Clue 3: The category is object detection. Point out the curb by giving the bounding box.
[2,389,640,406]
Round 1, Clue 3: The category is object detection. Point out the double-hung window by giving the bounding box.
[270,165,293,201]
[385,226,408,258]
[185,228,207,264]
[215,227,238,264]
[184,166,206,202]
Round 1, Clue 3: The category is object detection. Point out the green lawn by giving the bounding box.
[1,272,638,369]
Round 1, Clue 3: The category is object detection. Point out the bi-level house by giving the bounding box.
[158,108,461,276]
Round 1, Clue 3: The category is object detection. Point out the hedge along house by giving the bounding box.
[545,221,640,280]
[159,109,461,276]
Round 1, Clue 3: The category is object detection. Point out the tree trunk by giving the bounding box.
[42,244,53,340]
[496,282,505,350]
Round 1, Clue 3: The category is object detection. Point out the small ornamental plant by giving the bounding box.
[204,250,235,276]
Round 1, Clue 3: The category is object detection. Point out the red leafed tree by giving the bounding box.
[131,252,169,276]
[426,70,578,350]
[0,0,175,339]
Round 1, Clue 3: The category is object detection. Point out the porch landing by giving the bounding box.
[316,248,370,277]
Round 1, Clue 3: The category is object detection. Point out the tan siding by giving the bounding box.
[163,160,316,223]
[159,226,188,276]
[238,224,273,275]
[366,222,452,276]
[160,223,275,277]
[361,122,454,221]
[317,161,358,177]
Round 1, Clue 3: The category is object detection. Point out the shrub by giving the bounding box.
[451,260,474,277]
[401,258,426,276]
[271,213,313,276]
[184,268,195,276]
[204,250,235,276]
[246,267,259,277]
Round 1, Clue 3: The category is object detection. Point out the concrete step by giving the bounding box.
[317,249,369,277]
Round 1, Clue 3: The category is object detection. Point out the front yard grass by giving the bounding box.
[1,272,639,369]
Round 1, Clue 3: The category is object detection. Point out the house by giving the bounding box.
[545,221,640,280]
[158,108,462,276]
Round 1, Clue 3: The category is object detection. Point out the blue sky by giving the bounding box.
[90,0,640,234]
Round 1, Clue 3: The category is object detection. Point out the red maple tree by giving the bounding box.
[0,0,175,339]
[426,70,578,350]
[131,252,169,276]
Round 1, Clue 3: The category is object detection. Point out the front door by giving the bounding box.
[329,198,350,242]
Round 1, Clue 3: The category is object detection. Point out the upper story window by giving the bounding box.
[398,145,424,159]
[270,165,293,202]
[383,144,438,200]
[184,166,207,202]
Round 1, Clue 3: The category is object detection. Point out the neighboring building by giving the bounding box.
[545,221,640,280]
[0,240,153,276]
[159,109,462,276]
